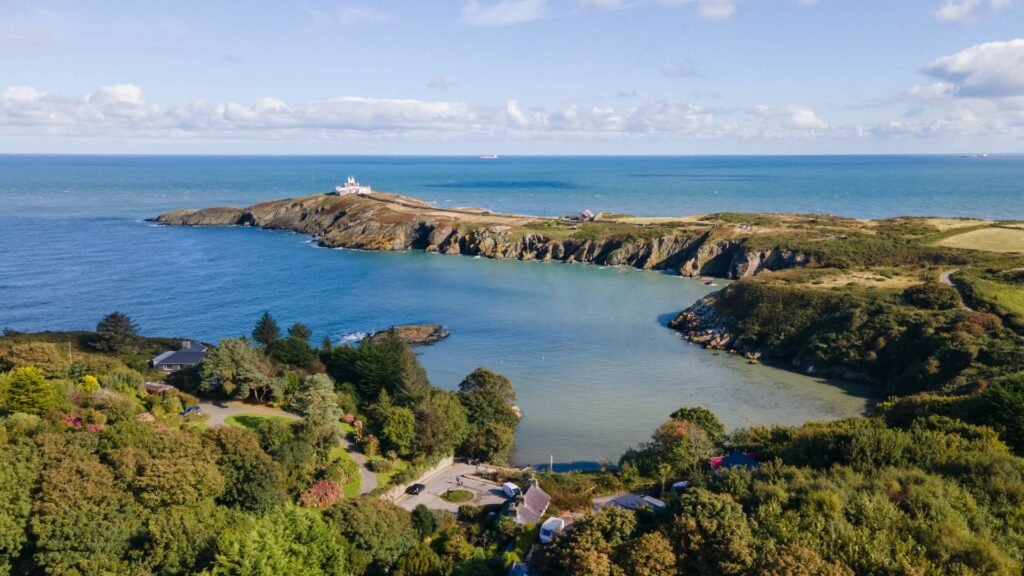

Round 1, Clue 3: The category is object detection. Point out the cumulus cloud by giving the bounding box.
[934,0,1010,22]
[461,0,547,26]
[755,105,829,130]
[0,84,764,143]
[924,39,1024,97]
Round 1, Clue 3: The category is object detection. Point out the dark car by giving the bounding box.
[180,406,201,416]
[406,483,426,495]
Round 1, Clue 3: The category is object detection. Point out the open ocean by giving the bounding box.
[2,154,1022,466]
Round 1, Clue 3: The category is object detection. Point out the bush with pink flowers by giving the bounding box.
[298,480,342,508]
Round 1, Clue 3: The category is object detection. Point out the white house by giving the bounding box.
[334,176,372,196]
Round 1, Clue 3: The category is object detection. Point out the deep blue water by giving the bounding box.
[3,154,1020,465]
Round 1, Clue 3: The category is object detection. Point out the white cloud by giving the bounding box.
[697,0,736,20]
[934,0,1011,22]
[924,39,1024,97]
[755,105,829,129]
[906,82,955,99]
[578,0,627,8]
[302,5,389,26]
[505,99,530,126]
[428,75,456,90]
[461,0,547,26]
[661,61,700,78]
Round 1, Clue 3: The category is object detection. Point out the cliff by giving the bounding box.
[151,192,821,280]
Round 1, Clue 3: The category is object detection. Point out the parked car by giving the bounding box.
[406,483,426,495]
[180,406,201,416]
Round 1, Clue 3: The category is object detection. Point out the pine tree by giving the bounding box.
[94,312,139,353]
[251,312,281,347]
[287,323,313,342]
[3,366,55,415]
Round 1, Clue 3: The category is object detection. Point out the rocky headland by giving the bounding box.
[151,191,816,279]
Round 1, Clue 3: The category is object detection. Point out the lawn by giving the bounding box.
[375,459,409,487]
[441,489,474,504]
[328,443,362,498]
[936,227,1024,253]
[224,413,293,429]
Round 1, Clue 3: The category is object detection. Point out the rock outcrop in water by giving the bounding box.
[151,193,813,280]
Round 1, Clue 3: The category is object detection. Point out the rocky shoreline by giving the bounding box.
[150,192,812,280]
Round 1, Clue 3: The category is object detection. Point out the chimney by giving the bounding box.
[182,340,191,350]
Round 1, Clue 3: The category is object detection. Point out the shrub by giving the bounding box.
[299,480,343,508]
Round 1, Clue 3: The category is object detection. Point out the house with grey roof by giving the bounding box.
[594,493,667,513]
[505,478,551,526]
[150,341,208,373]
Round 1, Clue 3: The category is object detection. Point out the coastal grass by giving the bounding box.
[936,226,1024,253]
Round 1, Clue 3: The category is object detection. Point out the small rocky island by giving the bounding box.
[366,324,449,346]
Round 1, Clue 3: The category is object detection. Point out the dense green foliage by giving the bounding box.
[536,406,1024,576]
[713,280,1024,395]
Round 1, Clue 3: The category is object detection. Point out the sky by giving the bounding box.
[1,0,1023,154]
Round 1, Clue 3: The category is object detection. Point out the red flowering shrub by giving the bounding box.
[86,423,106,434]
[299,480,342,508]
[137,412,156,422]
[342,413,355,424]
[60,414,83,429]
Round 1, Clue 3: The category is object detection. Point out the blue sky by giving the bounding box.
[1,0,1022,154]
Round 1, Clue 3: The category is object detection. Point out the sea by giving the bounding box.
[3,154,1023,467]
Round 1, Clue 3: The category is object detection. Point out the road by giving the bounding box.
[939,269,974,311]
[196,400,377,494]
[394,462,508,512]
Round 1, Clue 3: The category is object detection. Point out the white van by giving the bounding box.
[539,517,565,543]
[502,482,521,499]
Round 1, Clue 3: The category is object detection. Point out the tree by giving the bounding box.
[94,311,139,353]
[411,504,437,538]
[288,323,313,342]
[324,498,416,575]
[461,421,515,464]
[202,427,284,512]
[208,505,348,576]
[328,333,429,405]
[266,337,316,367]
[200,338,273,402]
[457,368,519,430]
[290,374,341,427]
[414,391,469,456]
[382,406,417,457]
[2,366,55,416]
[251,312,281,347]
[457,368,519,463]
[669,489,755,576]
[395,543,443,576]
[0,441,41,574]
[31,441,143,575]
[620,532,676,576]
[977,374,1024,452]
[669,406,725,442]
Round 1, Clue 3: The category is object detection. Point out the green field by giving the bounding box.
[224,413,293,429]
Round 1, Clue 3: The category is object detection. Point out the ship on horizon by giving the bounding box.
[479,154,499,160]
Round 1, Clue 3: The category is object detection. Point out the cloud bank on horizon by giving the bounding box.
[1,0,1022,154]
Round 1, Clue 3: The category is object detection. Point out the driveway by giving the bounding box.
[196,400,377,495]
[197,400,299,426]
[395,462,509,512]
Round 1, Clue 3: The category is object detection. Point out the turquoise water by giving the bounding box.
[3,155,1021,465]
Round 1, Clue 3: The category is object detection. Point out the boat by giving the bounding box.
[479,154,499,160]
